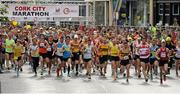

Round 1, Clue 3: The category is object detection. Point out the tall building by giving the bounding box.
[126,0,149,26]
[123,0,180,26]
[154,0,180,26]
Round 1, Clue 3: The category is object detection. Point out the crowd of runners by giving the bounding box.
[0,25,180,84]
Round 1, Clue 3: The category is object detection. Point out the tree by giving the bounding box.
[0,4,9,23]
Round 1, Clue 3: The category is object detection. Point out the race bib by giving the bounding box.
[160,52,166,58]
[140,48,148,55]
[57,48,63,52]
[47,48,52,51]
[31,46,37,51]
[124,56,129,60]
[40,43,45,47]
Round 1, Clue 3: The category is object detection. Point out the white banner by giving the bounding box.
[5,4,79,17]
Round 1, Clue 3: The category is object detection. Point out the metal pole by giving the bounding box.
[93,0,96,27]
[109,0,113,26]
[149,0,153,25]
[129,1,132,26]
[143,0,147,26]
[105,1,107,26]
[86,2,89,26]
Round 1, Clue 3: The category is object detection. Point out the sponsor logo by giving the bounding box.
[63,8,77,15]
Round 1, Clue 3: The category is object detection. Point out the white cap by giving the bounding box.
[49,27,52,29]
[161,39,166,43]
[74,34,78,38]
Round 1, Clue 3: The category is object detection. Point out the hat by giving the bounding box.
[166,37,171,42]
[161,39,166,43]
[49,27,52,29]
[74,34,78,39]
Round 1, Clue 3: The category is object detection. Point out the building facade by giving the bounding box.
[125,0,180,26]
[154,0,180,26]
[125,0,149,26]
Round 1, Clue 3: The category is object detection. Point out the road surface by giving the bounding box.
[0,64,180,94]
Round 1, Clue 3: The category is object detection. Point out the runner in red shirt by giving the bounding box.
[156,40,170,84]
[38,34,48,76]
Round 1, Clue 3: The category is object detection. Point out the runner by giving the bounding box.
[98,38,109,76]
[38,34,48,76]
[110,39,120,81]
[139,38,151,82]
[52,33,59,71]
[30,38,39,76]
[63,36,72,77]
[55,36,64,77]
[166,35,175,74]
[21,36,27,62]
[46,36,54,75]
[5,32,15,70]
[156,40,170,84]
[20,39,27,71]
[71,34,81,76]
[92,33,101,73]
[0,34,5,73]
[13,39,23,77]
[82,37,94,79]
[133,37,141,78]
[120,39,131,82]
[149,39,159,80]
[175,40,180,76]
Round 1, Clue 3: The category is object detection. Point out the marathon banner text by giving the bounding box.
[13,6,49,17]
[4,4,79,17]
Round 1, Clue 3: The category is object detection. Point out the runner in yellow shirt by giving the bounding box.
[71,34,81,76]
[109,39,120,80]
[120,39,132,83]
[98,38,109,76]
[13,39,23,77]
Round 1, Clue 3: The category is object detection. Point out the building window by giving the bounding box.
[173,4,179,15]
[165,4,170,16]
[79,5,86,16]
[159,4,163,15]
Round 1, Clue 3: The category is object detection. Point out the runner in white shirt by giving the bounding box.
[139,38,151,82]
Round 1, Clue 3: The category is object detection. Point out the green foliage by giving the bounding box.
[0,4,9,22]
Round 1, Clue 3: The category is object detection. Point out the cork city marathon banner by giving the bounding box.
[4,4,79,17]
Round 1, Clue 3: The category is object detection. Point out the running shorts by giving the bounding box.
[39,53,47,59]
[133,54,140,60]
[83,59,91,62]
[159,60,168,66]
[150,56,156,65]
[140,58,149,63]
[99,55,108,64]
[72,52,80,61]
[110,56,119,62]
[121,60,130,66]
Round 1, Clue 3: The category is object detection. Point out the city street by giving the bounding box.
[1,64,180,94]
[0,0,180,94]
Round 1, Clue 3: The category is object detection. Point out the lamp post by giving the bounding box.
[143,0,147,26]
[149,0,153,25]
